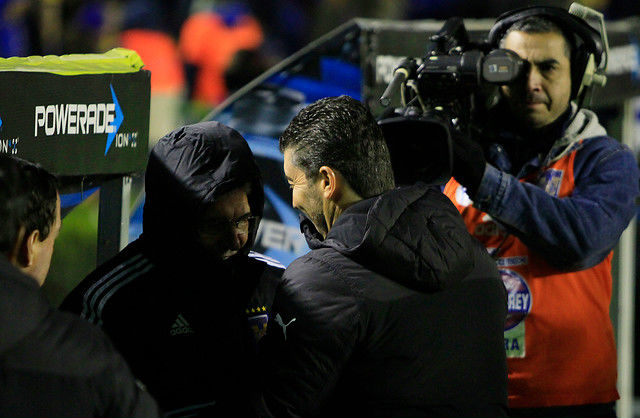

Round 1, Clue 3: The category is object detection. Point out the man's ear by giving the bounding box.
[318,166,340,201]
[16,229,40,269]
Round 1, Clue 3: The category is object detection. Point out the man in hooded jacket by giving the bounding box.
[61,121,284,416]
[254,95,508,417]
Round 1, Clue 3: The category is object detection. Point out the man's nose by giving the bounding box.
[527,67,543,91]
[230,228,248,250]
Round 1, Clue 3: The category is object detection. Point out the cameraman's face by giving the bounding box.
[501,30,572,129]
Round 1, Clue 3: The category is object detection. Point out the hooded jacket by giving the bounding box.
[461,105,638,269]
[257,183,508,417]
[61,121,284,416]
[0,255,159,417]
[444,106,639,408]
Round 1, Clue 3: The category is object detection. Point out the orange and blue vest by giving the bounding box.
[444,108,638,408]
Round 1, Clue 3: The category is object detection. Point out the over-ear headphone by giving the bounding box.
[487,5,607,104]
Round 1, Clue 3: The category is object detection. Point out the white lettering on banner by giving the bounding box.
[109,132,138,149]
[45,105,55,136]
[78,104,86,134]
[607,44,639,76]
[262,221,285,248]
[55,104,68,134]
[86,104,96,133]
[255,219,308,254]
[34,103,116,137]
[34,106,44,136]
[115,132,137,148]
[0,138,20,155]
[105,104,113,127]
[68,104,77,134]
[105,103,115,132]
[117,133,129,147]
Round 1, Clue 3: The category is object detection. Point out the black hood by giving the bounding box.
[303,183,477,292]
[143,121,263,266]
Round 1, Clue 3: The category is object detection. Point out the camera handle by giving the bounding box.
[379,58,417,107]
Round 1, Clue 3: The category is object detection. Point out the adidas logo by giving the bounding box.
[170,314,195,336]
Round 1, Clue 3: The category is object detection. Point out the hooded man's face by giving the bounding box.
[197,187,253,260]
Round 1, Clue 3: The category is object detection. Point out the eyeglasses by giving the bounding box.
[229,213,258,231]
[200,213,258,234]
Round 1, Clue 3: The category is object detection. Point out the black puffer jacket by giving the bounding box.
[258,183,508,417]
[0,255,159,417]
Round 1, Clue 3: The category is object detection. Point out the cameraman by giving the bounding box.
[444,7,639,417]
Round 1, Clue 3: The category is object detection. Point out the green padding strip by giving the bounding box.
[0,48,145,75]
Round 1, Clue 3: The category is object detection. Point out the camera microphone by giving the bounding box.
[379,58,417,107]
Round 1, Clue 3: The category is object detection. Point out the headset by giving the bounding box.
[487,3,609,106]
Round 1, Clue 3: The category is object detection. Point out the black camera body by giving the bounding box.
[378,4,607,186]
[378,17,525,186]
[416,18,525,96]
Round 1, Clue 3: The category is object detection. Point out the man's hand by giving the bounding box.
[451,128,486,198]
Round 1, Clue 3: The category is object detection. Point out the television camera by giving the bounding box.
[378,3,608,186]
[377,16,525,186]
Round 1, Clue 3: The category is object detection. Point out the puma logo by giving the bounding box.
[274,313,296,341]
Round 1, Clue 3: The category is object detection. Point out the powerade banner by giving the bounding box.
[0,70,150,175]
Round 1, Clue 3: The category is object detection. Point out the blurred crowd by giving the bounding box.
[1,0,637,135]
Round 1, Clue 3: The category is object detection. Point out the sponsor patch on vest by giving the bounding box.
[455,184,472,207]
[473,220,505,237]
[496,256,528,267]
[538,168,564,197]
[501,268,532,358]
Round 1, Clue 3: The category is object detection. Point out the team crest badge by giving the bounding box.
[247,306,269,342]
[455,184,472,207]
[538,168,563,197]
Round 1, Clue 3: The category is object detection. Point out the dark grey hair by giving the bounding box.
[280,95,395,198]
[0,155,58,255]
[499,16,572,58]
